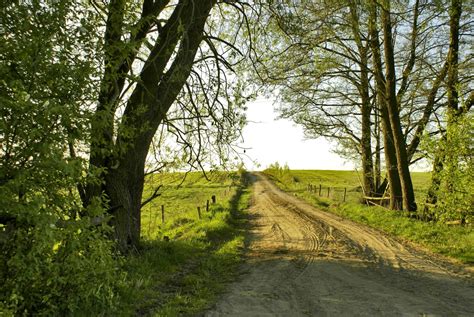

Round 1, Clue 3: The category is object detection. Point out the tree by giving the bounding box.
[75,0,252,250]
[379,0,417,211]
[252,0,379,197]
[251,0,472,212]
[425,0,473,215]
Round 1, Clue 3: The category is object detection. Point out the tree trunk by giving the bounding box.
[368,1,403,210]
[425,141,444,211]
[381,0,417,211]
[349,1,375,197]
[374,107,382,190]
[361,85,375,197]
[380,104,403,210]
[425,0,462,208]
[85,0,216,250]
[445,0,461,193]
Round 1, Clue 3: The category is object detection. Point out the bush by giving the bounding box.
[0,164,125,315]
[0,2,125,314]
[423,112,474,223]
[437,113,474,222]
[264,162,294,186]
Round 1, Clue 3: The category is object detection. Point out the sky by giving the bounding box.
[240,98,355,171]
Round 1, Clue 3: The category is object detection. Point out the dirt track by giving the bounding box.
[205,173,474,316]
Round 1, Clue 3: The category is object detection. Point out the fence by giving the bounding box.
[305,183,362,203]
[144,192,224,238]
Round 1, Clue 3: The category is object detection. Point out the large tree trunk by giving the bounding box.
[445,0,462,193]
[381,0,417,211]
[368,1,403,210]
[380,105,403,210]
[360,83,375,197]
[85,0,216,250]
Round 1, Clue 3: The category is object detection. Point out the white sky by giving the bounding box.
[240,98,355,171]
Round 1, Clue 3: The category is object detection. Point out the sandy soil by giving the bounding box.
[204,173,474,316]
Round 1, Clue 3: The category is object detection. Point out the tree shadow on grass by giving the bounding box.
[119,173,254,316]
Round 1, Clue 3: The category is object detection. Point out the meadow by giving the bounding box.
[264,168,473,264]
[119,170,251,316]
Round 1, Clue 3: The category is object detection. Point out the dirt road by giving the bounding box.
[205,173,473,316]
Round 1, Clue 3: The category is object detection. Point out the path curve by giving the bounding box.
[205,173,473,316]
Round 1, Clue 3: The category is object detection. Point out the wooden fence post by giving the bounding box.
[211,195,216,204]
[206,200,209,212]
[197,206,201,219]
[343,188,347,202]
[327,187,330,198]
[161,205,165,224]
[319,184,322,196]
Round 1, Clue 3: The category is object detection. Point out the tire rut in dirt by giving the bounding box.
[204,174,474,317]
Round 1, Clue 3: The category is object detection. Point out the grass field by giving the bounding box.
[266,169,432,205]
[119,170,250,316]
[264,169,473,264]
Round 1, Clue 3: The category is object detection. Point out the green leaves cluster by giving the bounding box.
[424,113,474,222]
[0,1,123,314]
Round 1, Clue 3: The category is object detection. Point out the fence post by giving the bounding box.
[161,205,165,224]
[319,184,322,196]
[327,187,330,198]
[206,199,209,212]
[343,188,347,202]
[211,195,216,204]
[197,206,201,219]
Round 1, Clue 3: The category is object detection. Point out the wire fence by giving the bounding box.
[143,189,231,239]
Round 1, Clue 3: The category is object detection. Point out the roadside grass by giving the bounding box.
[266,169,431,204]
[119,171,251,316]
[264,169,473,264]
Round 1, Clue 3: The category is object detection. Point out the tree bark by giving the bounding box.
[368,1,403,210]
[425,0,462,208]
[445,0,462,193]
[349,1,375,197]
[374,106,382,190]
[360,70,376,197]
[380,0,417,211]
[85,0,216,250]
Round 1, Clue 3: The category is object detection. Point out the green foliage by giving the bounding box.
[0,1,123,315]
[423,112,474,222]
[264,162,295,185]
[1,209,125,315]
[438,113,474,222]
[120,172,250,315]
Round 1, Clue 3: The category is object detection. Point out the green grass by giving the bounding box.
[119,171,251,316]
[266,169,431,204]
[264,169,473,264]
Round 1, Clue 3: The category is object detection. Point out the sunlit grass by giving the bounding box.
[266,169,431,204]
[119,171,250,315]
